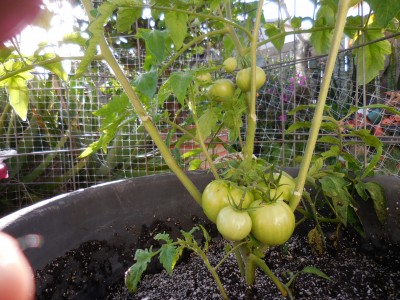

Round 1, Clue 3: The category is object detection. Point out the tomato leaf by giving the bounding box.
[5,77,32,121]
[301,266,332,281]
[169,71,194,105]
[137,29,168,63]
[165,12,188,50]
[364,181,386,224]
[353,29,391,85]
[158,243,180,275]
[368,0,400,28]
[189,158,202,170]
[264,23,285,52]
[125,248,154,292]
[285,121,311,133]
[310,5,335,54]
[117,7,142,33]
[319,175,352,226]
[197,108,220,141]
[133,71,158,99]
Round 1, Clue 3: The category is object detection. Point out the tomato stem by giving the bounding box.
[248,254,288,297]
[242,0,264,163]
[289,0,352,211]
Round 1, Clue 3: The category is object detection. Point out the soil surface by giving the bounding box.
[35,218,400,300]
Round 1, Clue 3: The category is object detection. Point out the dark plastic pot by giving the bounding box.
[0,169,399,298]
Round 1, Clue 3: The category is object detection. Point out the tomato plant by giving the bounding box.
[207,78,235,102]
[216,206,252,241]
[249,200,295,246]
[236,66,266,92]
[201,179,254,223]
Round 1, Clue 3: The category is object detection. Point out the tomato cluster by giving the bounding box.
[201,173,296,245]
[198,57,267,104]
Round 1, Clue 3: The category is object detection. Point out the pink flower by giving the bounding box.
[0,163,8,179]
[279,114,287,122]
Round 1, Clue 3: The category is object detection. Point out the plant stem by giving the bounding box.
[289,0,352,211]
[248,254,288,297]
[242,0,264,162]
[81,0,202,205]
[195,249,229,300]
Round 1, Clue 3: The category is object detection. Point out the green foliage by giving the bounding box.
[125,226,211,293]
[310,5,335,54]
[353,29,392,85]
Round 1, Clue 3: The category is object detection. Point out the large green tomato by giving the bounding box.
[216,206,252,241]
[201,180,254,223]
[249,200,295,246]
[207,79,235,102]
[236,66,266,92]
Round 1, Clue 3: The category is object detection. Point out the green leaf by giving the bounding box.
[317,136,340,145]
[355,181,369,201]
[308,157,324,177]
[6,77,31,121]
[350,129,383,177]
[264,23,285,52]
[133,71,158,99]
[0,47,13,63]
[197,108,220,141]
[301,266,332,281]
[117,7,142,33]
[189,158,202,170]
[353,29,392,85]
[319,175,352,226]
[368,0,400,28]
[165,12,188,50]
[310,5,335,54]
[137,29,168,63]
[169,71,194,105]
[364,181,386,224]
[285,121,311,133]
[291,17,303,29]
[159,244,181,275]
[125,248,154,292]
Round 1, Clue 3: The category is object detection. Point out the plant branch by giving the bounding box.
[289,0,352,211]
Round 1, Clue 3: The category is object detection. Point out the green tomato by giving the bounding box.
[223,57,237,72]
[249,200,295,246]
[201,180,254,223]
[258,173,296,201]
[216,206,252,241]
[236,66,266,92]
[207,79,235,102]
[196,72,212,83]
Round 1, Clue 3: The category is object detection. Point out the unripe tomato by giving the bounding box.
[196,72,212,84]
[236,66,266,92]
[258,172,296,201]
[249,200,295,246]
[0,232,35,300]
[0,0,43,44]
[201,180,254,223]
[223,57,237,72]
[216,206,252,241]
[207,79,235,102]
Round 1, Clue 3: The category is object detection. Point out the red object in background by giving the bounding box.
[0,0,43,45]
[0,163,8,179]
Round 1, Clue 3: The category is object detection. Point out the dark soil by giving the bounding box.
[35,218,400,300]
